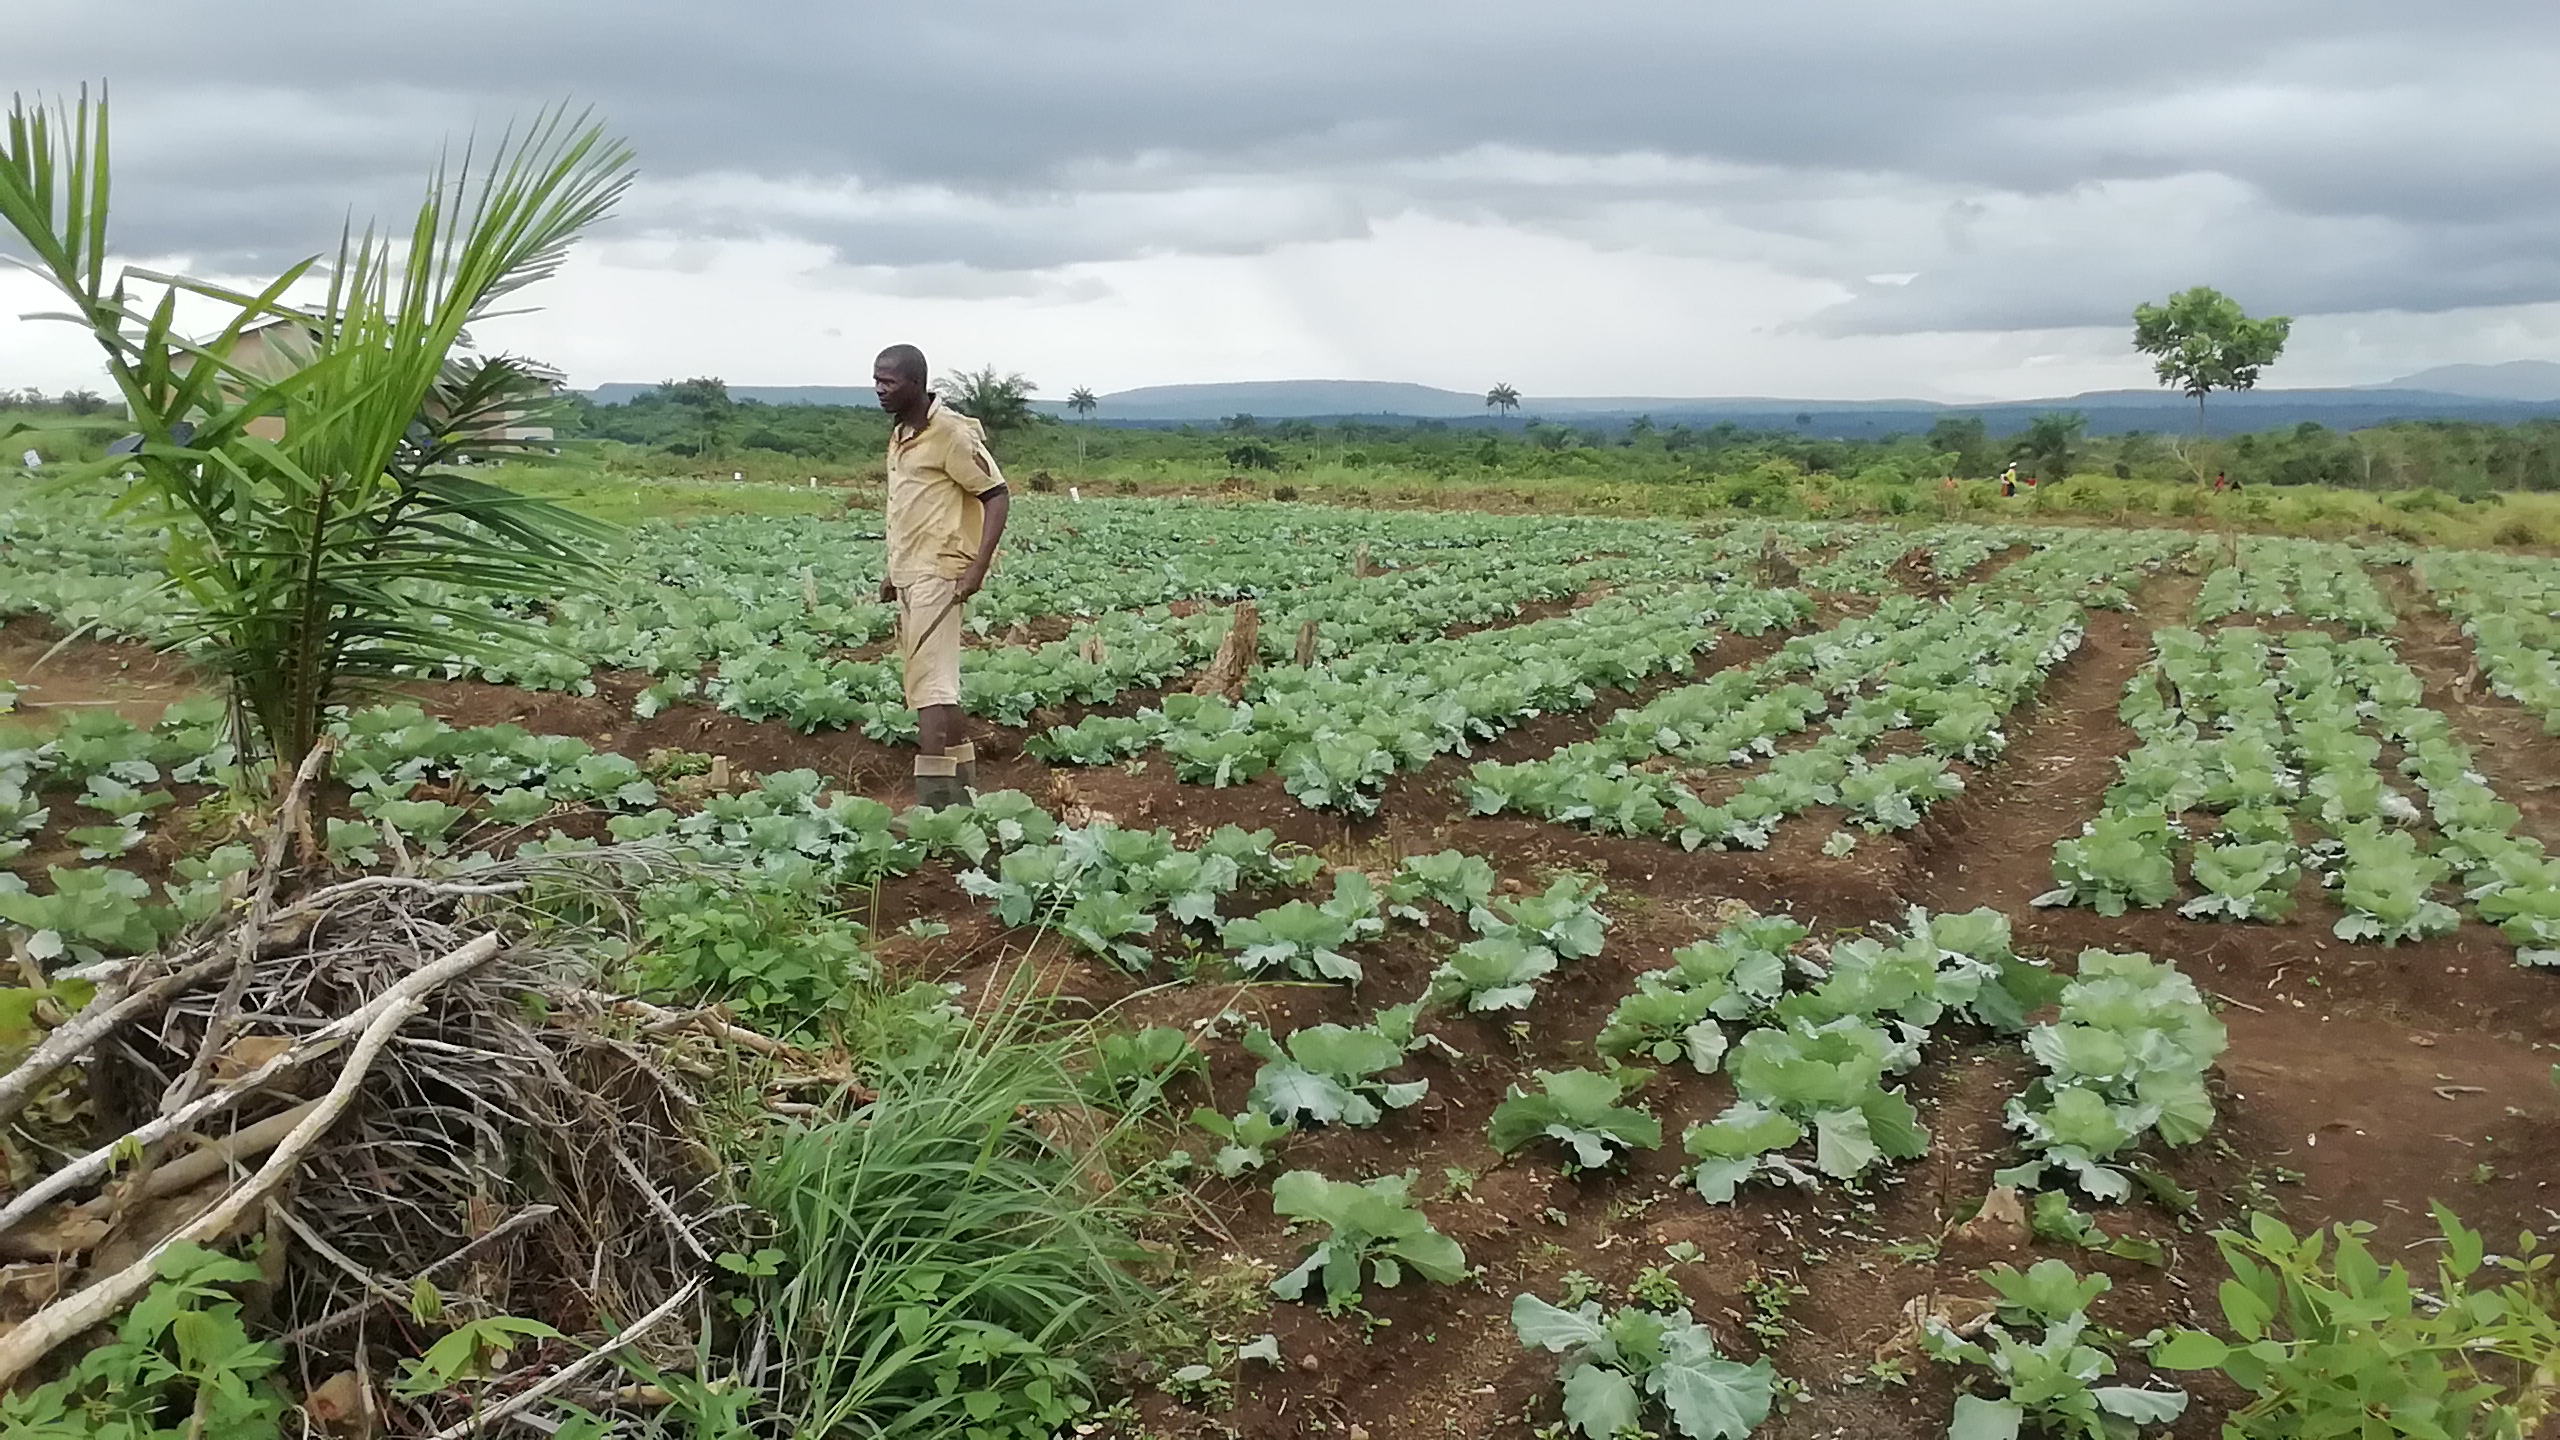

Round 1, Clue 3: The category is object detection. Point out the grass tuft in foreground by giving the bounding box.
[747,976,1174,1439]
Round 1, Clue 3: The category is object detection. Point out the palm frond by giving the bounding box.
[0,85,636,769]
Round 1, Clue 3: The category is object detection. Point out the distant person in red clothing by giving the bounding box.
[2214,471,2228,493]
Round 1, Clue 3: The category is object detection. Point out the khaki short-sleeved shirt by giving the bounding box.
[885,400,1007,586]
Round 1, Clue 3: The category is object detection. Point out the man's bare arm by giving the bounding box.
[956,486,1010,598]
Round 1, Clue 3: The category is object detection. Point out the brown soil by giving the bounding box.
[0,617,204,728]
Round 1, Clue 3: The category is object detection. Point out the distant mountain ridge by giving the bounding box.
[2380,360,2560,401]
[1031,380,1958,421]
[585,373,2560,437]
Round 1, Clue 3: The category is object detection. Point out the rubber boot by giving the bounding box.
[948,740,977,795]
[913,754,967,810]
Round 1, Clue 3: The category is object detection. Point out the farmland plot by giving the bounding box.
[3,488,2556,1440]
[2191,536,2396,632]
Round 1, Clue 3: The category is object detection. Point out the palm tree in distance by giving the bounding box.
[1065,386,1098,468]
[1485,383,1520,420]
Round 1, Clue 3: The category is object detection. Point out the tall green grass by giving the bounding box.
[750,981,1169,1439]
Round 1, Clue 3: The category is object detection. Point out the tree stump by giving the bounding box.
[1191,600,1261,698]
[1294,618,1319,667]
[1760,534,1800,589]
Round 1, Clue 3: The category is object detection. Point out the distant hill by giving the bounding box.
[1048,379,1949,422]
[1031,380,2560,437]
[2381,361,2560,402]
[582,376,2560,438]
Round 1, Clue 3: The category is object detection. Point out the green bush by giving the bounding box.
[2152,1205,2559,1438]
[1718,472,1789,512]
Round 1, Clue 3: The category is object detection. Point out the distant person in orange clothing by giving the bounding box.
[2214,471,2228,493]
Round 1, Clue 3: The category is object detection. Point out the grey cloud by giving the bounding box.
[13,0,2560,331]
[1802,171,2560,335]
[826,266,1113,303]
[613,172,1377,271]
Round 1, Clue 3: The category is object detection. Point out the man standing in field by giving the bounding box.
[874,344,1011,809]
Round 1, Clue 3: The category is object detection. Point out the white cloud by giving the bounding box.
[471,216,2092,401]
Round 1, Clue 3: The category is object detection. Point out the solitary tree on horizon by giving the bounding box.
[1067,385,1098,420]
[2133,286,2292,437]
[1485,382,1520,420]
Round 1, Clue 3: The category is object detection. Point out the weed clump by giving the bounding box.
[748,985,1173,1438]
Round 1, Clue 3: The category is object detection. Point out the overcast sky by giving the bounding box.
[8,1,2560,401]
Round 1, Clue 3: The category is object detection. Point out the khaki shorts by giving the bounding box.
[897,573,964,709]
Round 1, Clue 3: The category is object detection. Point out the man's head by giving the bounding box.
[875,344,929,417]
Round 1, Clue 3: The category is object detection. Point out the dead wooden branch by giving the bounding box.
[0,932,503,1388]
[272,1203,408,1312]
[163,738,337,1121]
[570,990,804,1062]
[0,949,229,1129]
[0,953,466,1240]
[283,1205,557,1347]
[143,1099,325,1201]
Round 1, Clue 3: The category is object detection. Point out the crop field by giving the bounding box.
[4,479,2558,1439]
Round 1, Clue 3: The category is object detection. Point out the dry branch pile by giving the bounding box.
[0,841,737,1428]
